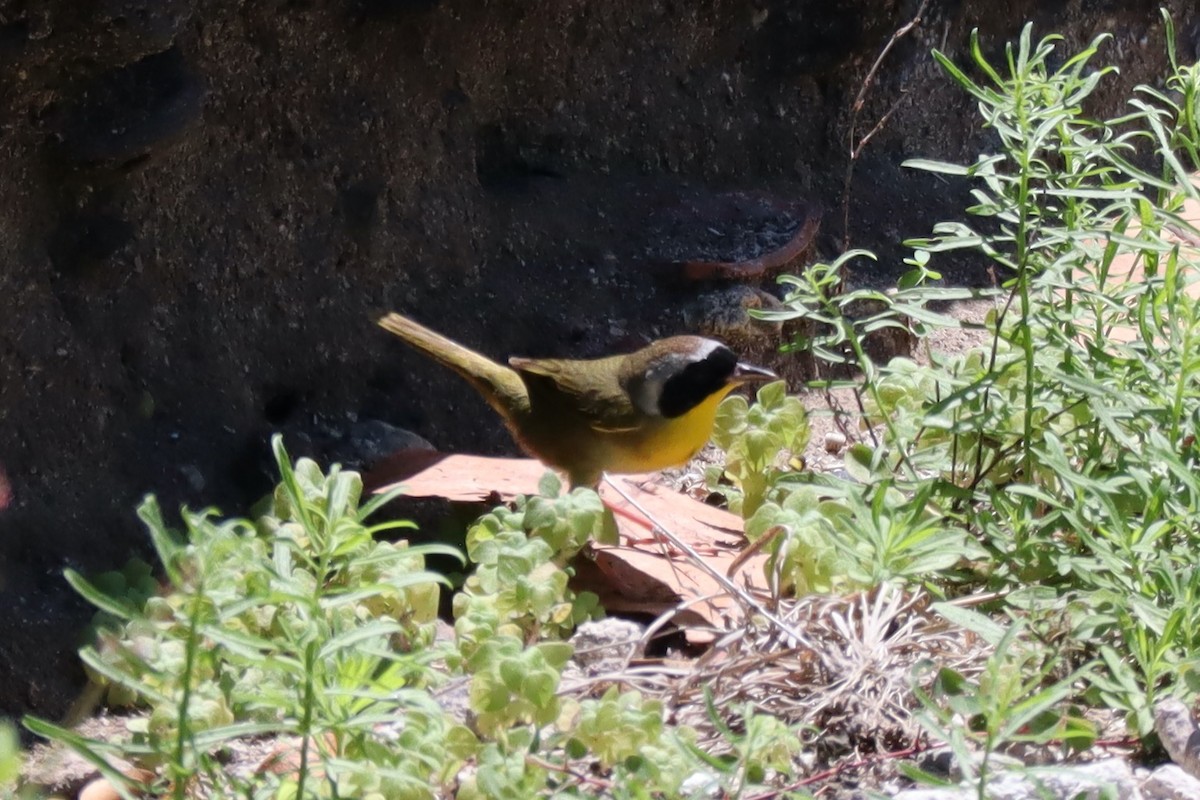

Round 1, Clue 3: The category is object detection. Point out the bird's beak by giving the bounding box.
[732,362,777,383]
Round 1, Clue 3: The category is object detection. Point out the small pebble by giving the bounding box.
[1144,764,1200,799]
[1155,699,1200,778]
[78,777,121,800]
[824,431,847,453]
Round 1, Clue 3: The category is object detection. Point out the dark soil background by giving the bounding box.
[0,0,1191,720]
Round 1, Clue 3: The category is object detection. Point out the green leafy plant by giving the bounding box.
[466,634,573,736]
[741,486,857,596]
[708,379,810,517]
[0,720,20,788]
[675,693,807,799]
[723,16,1200,741]
[31,436,465,798]
[911,610,1096,796]
[454,473,605,654]
[568,687,665,768]
[23,443,770,798]
[901,18,1200,734]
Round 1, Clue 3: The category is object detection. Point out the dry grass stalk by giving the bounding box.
[595,585,989,768]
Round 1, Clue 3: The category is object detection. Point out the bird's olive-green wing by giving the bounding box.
[509,356,642,433]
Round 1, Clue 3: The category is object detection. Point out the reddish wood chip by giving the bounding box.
[368,452,768,641]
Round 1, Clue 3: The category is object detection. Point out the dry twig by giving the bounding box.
[841,0,932,251]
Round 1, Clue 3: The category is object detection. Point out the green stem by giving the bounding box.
[842,314,921,482]
[296,640,318,799]
[1011,73,1038,491]
[172,581,204,800]
[976,743,992,800]
[1169,303,1194,443]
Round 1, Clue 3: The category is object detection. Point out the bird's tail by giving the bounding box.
[377,312,529,417]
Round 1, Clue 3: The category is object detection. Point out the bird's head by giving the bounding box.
[626,336,777,418]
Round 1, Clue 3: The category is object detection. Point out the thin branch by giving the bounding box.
[851,95,908,161]
[841,0,932,251]
[601,476,815,648]
[525,754,613,792]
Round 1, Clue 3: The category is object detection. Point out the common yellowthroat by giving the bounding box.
[378,312,777,487]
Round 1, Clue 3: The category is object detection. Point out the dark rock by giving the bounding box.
[339,181,382,234]
[262,386,303,425]
[1144,764,1200,800]
[349,0,441,23]
[90,0,191,64]
[475,121,566,192]
[56,47,205,166]
[0,17,31,60]
[682,286,784,353]
[342,419,434,469]
[47,211,134,275]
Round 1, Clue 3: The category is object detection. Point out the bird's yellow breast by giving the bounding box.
[598,383,738,474]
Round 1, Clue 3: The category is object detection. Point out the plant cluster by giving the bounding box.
[703,14,1200,790]
[35,438,460,798]
[20,441,805,799]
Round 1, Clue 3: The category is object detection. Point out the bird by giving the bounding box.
[377,312,777,488]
